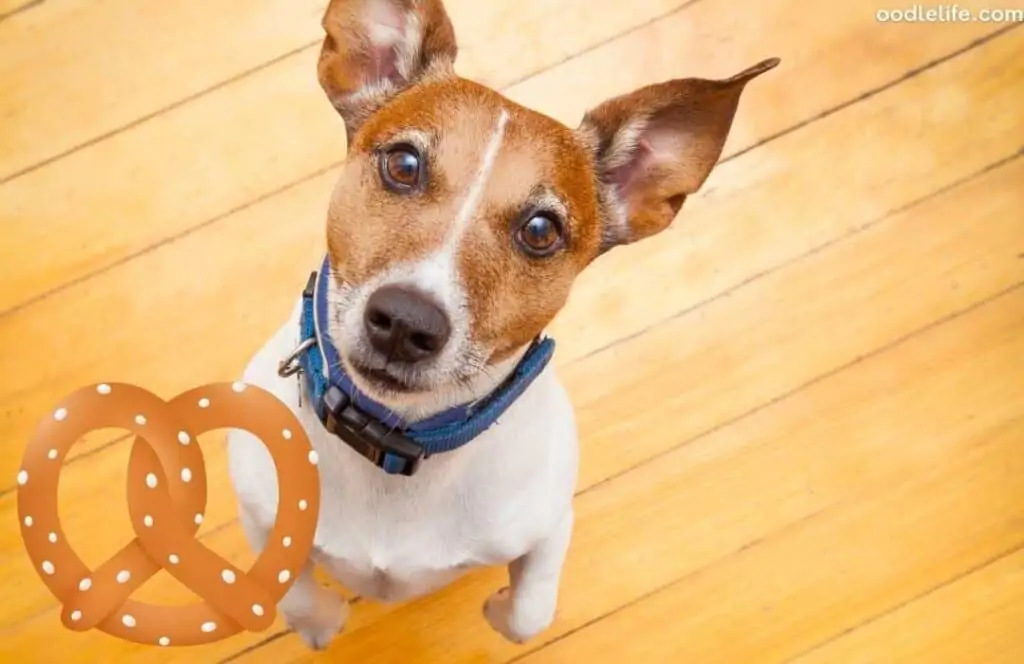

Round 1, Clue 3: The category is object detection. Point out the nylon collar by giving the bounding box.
[288,256,556,476]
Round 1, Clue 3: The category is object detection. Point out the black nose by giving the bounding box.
[363,285,451,362]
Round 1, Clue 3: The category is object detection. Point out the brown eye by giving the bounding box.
[380,145,422,191]
[516,214,564,256]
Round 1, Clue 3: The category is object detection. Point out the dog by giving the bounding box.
[226,0,777,650]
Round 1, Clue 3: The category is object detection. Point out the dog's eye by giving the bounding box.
[380,145,422,191]
[515,214,564,257]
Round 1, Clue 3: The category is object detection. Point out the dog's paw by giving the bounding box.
[284,590,349,651]
[483,587,551,644]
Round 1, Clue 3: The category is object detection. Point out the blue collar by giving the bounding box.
[284,256,555,476]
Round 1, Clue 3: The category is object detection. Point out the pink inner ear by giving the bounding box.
[364,0,407,81]
[606,125,692,201]
[606,137,658,198]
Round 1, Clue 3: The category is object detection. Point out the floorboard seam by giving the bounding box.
[6,283,1021,653]
[580,278,1024,497]
[5,5,1011,318]
[0,0,700,185]
[0,149,1018,500]
[780,540,1024,663]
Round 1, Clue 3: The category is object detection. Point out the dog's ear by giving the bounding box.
[577,58,779,251]
[317,0,458,141]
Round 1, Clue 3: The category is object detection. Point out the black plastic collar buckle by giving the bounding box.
[302,270,317,299]
[321,385,424,476]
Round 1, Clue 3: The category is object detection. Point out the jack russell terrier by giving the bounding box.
[227,0,777,650]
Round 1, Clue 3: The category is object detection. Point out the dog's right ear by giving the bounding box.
[317,0,458,142]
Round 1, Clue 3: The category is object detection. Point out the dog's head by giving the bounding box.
[316,0,777,412]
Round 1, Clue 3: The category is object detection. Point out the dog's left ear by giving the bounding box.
[317,0,458,142]
[577,58,779,250]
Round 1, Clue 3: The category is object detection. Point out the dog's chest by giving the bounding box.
[310,466,532,602]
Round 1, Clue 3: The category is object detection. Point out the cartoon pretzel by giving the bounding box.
[16,382,320,647]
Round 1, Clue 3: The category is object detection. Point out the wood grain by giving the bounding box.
[2,124,1020,664]
[790,548,1024,664]
[1,26,1018,487]
[0,0,683,180]
[519,413,1024,663]
[2,1,1021,662]
[242,247,1024,663]
[0,0,1005,313]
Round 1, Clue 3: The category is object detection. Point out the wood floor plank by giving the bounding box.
[0,0,683,181]
[565,154,1024,491]
[2,141,1020,659]
[0,169,337,489]
[0,0,37,17]
[0,0,1005,314]
[515,416,1024,664]
[0,0,324,180]
[790,548,1024,664]
[213,258,1024,662]
[1,30,1019,487]
[543,25,1024,364]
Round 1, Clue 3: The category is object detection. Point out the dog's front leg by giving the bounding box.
[238,503,349,650]
[484,510,574,643]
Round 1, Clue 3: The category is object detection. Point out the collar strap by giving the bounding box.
[290,258,556,476]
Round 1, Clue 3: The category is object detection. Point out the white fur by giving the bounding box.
[227,297,578,648]
[446,108,510,249]
[403,107,510,313]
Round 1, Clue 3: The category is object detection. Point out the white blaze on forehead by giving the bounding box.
[401,107,511,307]
[445,108,510,251]
[338,107,512,383]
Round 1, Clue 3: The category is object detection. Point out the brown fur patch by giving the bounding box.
[326,75,604,363]
[316,0,777,384]
[456,96,603,361]
[580,58,781,246]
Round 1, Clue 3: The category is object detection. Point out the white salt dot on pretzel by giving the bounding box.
[278,570,291,583]
[47,448,58,460]
[135,414,147,425]
[70,610,82,622]
[201,621,217,633]
[282,536,292,548]
[198,397,210,408]
[17,470,27,485]
[143,515,154,527]
[146,473,158,488]
[23,516,33,527]
[282,428,293,440]
[252,604,264,617]
[79,578,92,591]
[97,384,112,395]
[158,637,170,647]
[298,499,308,511]
[308,451,319,466]
[117,570,131,584]
[181,468,192,483]
[221,569,236,584]
[232,381,246,393]
[122,614,136,628]
[194,513,204,525]
[168,554,180,565]
[48,532,57,543]
[41,561,55,575]
[178,431,191,445]
[54,408,68,421]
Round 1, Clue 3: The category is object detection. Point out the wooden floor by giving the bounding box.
[1,0,1023,662]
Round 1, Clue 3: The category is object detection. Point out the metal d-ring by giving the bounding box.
[277,337,317,377]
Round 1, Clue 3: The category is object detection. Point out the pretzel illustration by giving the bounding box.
[16,382,321,647]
